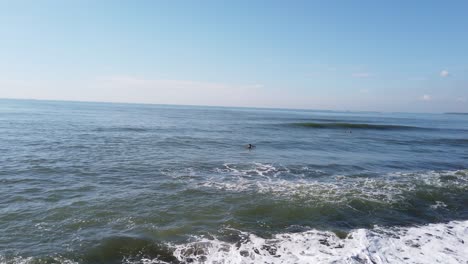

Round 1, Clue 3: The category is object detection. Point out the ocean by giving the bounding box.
[0,99,467,264]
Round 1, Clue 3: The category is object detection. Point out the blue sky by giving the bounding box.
[0,0,467,112]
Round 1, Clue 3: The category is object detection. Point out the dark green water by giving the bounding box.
[0,99,467,263]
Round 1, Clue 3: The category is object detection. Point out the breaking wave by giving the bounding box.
[292,122,424,130]
[196,163,468,204]
[2,221,466,264]
[169,220,468,264]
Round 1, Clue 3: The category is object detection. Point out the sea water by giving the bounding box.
[0,99,467,263]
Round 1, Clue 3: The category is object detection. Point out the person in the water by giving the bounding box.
[247,144,256,149]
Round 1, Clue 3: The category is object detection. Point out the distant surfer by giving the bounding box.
[246,144,256,149]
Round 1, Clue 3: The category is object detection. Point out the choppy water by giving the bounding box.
[0,99,467,264]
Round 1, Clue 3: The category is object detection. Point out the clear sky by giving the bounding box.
[1,0,467,112]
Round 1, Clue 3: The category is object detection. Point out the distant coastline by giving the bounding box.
[445,112,468,115]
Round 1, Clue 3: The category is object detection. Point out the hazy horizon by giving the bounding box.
[3,97,468,115]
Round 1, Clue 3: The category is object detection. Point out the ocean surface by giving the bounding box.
[1,99,467,264]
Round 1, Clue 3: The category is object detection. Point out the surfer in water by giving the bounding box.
[246,144,256,149]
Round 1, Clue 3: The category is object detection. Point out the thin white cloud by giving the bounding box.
[0,75,349,110]
[440,70,450,77]
[0,76,266,107]
[352,72,371,78]
[89,76,350,109]
[419,94,432,101]
[0,79,59,99]
[90,76,266,106]
[456,97,467,103]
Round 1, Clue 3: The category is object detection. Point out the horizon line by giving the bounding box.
[0,97,452,115]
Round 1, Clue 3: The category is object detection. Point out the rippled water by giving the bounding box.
[0,99,467,263]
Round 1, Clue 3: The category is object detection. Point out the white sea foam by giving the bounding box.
[0,256,78,264]
[198,163,468,204]
[168,220,468,264]
[430,201,448,209]
[2,221,467,264]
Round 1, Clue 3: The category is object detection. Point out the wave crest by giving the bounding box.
[292,122,423,130]
[199,164,468,204]
[170,220,468,264]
